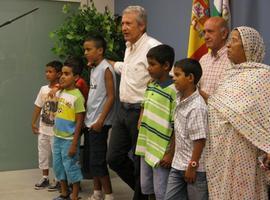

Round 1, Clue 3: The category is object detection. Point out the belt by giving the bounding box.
[121,102,141,110]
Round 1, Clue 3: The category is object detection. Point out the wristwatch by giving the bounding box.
[189,160,198,168]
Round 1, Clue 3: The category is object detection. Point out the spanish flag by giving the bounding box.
[187,0,210,60]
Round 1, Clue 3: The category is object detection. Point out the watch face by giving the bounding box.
[191,161,197,167]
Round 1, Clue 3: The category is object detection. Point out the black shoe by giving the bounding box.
[34,177,49,190]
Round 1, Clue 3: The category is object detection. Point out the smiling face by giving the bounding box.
[227,30,247,64]
[59,66,78,90]
[121,12,145,44]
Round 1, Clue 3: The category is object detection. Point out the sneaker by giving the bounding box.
[88,193,103,200]
[34,177,49,190]
[48,181,61,192]
[52,195,71,200]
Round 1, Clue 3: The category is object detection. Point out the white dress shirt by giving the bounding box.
[114,33,161,103]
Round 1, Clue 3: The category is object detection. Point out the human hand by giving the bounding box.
[31,124,39,135]
[48,87,58,98]
[68,144,77,157]
[159,153,173,168]
[137,118,142,130]
[264,153,270,170]
[90,120,103,133]
[184,167,197,183]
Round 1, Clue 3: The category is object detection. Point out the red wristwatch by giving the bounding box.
[189,160,199,168]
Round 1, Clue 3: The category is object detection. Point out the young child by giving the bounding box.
[135,44,176,200]
[53,58,85,200]
[48,56,88,192]
[31,60,62,190]
[165,58,208,200]
[83,35,116,200]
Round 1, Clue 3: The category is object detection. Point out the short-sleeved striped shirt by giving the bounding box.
[54,89,85,140]
[172,90,208,172]
[135,79,177,167]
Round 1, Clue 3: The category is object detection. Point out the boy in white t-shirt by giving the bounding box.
[31,61,63,190]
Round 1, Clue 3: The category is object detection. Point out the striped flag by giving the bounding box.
[187,0,210,60]
[212,0,231,27]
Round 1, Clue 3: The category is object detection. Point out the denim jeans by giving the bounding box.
[140,158,171,200]
[165,168,208,200]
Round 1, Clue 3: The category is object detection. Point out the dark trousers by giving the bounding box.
[107,105,148,200]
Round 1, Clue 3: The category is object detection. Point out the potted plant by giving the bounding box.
[49,2,125,62]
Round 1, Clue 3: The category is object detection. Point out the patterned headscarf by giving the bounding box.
[235,26,265,63]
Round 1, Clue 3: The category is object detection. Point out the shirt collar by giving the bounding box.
[126,33,147,51]
[154,77,173,88]
[210,45,227,59]
[176,89,200,106]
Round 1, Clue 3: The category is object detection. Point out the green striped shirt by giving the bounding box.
[135,79,176,167]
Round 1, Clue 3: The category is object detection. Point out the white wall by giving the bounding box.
[81,0,114,13]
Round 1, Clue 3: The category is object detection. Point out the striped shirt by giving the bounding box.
[172,90,208,172]
[54,89,85,140]
[135,79,176,167]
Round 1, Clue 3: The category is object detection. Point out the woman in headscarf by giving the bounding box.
[205,26,270,200]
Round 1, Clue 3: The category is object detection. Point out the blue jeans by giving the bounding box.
[140,158,170,200]
[165,168,208,200]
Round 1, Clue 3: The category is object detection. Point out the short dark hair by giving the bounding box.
[146,44,175,70]
[174,58,202,85]
[46,60,62,73]
[84,35,107,55]
[63,56,83,76]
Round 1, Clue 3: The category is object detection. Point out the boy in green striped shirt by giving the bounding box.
[135,44,176,200]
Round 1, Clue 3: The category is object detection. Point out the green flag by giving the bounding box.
[212,0,231,27]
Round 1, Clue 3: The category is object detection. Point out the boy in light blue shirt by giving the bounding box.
[83,35,116,200]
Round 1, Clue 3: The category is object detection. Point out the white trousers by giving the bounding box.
[38,134,54,170]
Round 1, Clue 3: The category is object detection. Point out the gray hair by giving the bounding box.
[123,5,147,29]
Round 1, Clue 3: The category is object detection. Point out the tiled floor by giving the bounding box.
[0,168,133,200]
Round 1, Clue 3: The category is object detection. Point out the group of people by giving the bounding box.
[31,4,270,200]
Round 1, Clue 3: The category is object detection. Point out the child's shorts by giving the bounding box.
[88,125,111,177]
[53,137,83,183]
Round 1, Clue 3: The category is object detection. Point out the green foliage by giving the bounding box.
[49,3,125,62]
